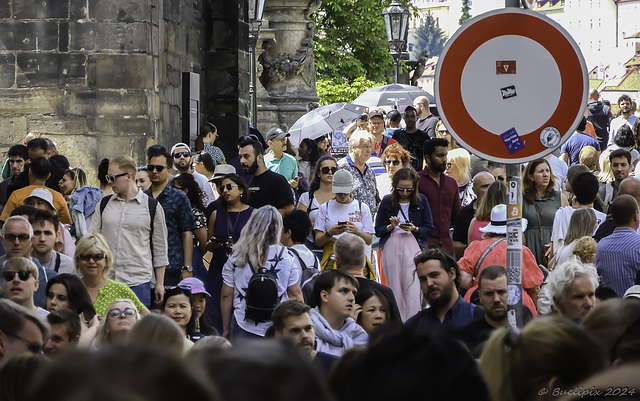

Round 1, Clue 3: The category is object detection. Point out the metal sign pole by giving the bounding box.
[506,164,524,328]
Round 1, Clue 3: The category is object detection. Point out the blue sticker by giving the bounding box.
[500,127,524,154]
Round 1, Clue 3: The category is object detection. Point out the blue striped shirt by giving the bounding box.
[595,227,640,297]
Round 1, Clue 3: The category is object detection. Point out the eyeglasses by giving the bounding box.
[173,151,190,159]
[384,160,401,166]
[108,308,137,319]
[320,166,338,174]
[79,253,106,262]
[2,271,32,281]
[4,331,43,354]
[147,164,166,173]
[223,183,238,191]
[3,233,31,241]
[395,187,413,193]
[105,172,128,182]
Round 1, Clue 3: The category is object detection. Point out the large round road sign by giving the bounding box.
[435,8,588,164]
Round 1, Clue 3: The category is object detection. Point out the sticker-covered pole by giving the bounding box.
[506,164,524,328]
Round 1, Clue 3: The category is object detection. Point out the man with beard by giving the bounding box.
[597,148,631,214]
[418,138,461,255]
[272,299,338,382]
[239,139,294,215]
[455,265,508,357]
[392,106,430,171]
[608,94,637,147]
[170,143,216,205]
[405,248,482,333]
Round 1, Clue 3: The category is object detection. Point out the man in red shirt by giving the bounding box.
[418,138,461,255]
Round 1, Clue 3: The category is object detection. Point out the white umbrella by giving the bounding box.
[352,83,436,109]
[288,102,366,147]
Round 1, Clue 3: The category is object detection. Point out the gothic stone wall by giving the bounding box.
[0,0,206,183]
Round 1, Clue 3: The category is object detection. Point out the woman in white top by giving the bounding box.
[221,206,303,341]
[298,155,339,259]
[314,169,374,275]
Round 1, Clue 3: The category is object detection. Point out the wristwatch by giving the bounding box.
[182,265,193,273]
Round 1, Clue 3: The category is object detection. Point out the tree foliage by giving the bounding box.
[412,12,448,59]
[316,77,386,105]
[311,0,414,83]
[459,0,472,26]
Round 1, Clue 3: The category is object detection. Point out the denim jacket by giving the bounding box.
[374,194,434,250]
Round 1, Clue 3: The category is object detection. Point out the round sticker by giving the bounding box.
[540,126,561,148]
[507,284,522,306]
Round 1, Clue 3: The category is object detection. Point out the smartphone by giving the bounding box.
[338,221,348,226]
[400,222,412,227]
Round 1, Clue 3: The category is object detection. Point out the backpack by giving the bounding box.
[245,246,286,322]
[288,247,320,294]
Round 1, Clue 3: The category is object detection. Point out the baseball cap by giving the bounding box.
[210,164,236,182]
[332,169,353,194]
[266,127,289,142]
[170,142,190,156]
[178,277,211,297]
[369,110,385,120]
[623,285,640,300]
[26,188,55,210]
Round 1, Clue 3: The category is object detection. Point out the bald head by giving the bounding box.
[472,171,495,199]
[619,177,640,204]
[611,194,639,228]
[413,96,431,118]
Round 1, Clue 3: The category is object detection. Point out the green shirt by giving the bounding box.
[264,152,299,181]
[94,279,146,317]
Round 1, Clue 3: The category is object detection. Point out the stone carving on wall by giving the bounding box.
[260,35,312,82]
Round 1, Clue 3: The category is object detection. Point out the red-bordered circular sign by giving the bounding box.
[435,8,588,164]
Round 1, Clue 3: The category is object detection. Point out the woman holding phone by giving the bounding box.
[374,167,434,321]
[205,173,253,334]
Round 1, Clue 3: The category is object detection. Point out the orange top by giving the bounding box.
[458,237,544,317]
[0,185,72,225]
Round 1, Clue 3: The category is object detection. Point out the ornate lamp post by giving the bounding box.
[381,1,410,84]
[248,0,266,127]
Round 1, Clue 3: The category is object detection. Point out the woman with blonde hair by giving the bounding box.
[446,148,475,207]
[467,180,507,243]
[598,148,614,184]
[479,316,604,401]
[551,208,597,268]
[435,120,457,150]
[92,298,141,348]
[221,206,303,340]
[579,145,599,172]
[75,233,148,317]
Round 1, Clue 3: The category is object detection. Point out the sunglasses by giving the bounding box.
[2,271,32,281]
[223,183,238,191]
[79,253,106,262]
[173,151,190,159]
[147,164,166,173]
[320,166,338,174]
[105,172,128,182]
[395,187,413,193]
[438,130,448,134]
[3,233,31,241]
[4,331,42,354]
[108,308,137,319]
[497,176,505,182]
[384,160,401,166]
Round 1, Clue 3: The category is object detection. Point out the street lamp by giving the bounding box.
[381,1,410,84]
[248,0,265,127]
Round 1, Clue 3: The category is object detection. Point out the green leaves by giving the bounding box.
[311,0,414,83]
[412,12,448,59]
[316,77,386,105]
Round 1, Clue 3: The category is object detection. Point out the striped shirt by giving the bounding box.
[595,227,640,297]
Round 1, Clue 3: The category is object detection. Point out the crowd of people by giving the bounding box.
[1,92,640,400]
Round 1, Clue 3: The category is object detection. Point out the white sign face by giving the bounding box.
[435,8,588,164]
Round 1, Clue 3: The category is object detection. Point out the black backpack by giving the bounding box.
[245,246,286,322]
[288,247,320,303]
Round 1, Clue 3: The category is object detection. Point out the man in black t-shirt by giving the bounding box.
[238,139,294,215]
[393,106,430,171]
[455,265,509,357]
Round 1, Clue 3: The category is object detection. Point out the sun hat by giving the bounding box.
[210,164,237,182]
[26,188,55,210]
[479,204,528,234]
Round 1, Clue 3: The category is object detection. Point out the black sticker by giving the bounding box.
[501,85,517,99]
